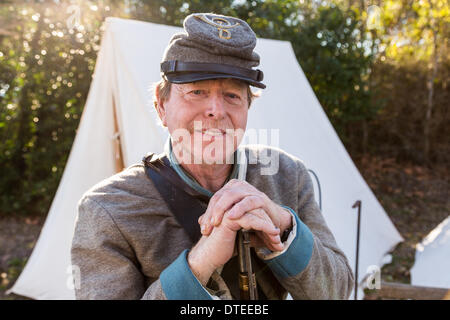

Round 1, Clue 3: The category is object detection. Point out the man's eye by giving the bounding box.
[191,90,204,95]
[226,93,240,99]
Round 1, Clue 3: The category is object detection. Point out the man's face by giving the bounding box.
[159,78,249,165]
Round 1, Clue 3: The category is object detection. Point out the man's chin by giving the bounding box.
[189,150,234,165]
[191,140,237,165]
[201,155,234,165]
[172,142,237,165]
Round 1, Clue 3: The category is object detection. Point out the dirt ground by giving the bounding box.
[355,155,449,299]
[0,215,43,300]
[0,155,448,300]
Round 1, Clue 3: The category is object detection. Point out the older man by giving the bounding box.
[71,13,354,300]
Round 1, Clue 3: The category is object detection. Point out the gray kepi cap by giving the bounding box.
[160,13,266,89]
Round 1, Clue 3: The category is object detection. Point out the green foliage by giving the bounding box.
[0,2,107,215]
[293,5,380,138]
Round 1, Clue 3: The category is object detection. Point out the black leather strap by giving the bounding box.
[143,153,207,243]
[143,153,210,204]
[161,61,264,82]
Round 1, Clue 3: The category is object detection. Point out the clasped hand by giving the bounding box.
[187,179,293,284]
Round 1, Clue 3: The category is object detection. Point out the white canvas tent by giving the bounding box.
[9,17,403,300]
[411,216,450,289]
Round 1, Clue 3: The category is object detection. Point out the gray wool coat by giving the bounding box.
[71,145,354,300]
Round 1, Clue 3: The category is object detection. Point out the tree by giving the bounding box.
[382,0,448,163]
[0,1,119,215]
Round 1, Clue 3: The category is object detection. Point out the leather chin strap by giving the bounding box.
[160,61,264,83]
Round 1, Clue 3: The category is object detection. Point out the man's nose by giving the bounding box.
[204,93,225,119]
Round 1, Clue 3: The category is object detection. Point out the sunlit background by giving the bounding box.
[0,0,448,299]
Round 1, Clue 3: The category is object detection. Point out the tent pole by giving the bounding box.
[112,98,125,172]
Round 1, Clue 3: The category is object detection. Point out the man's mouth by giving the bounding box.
[194,128,227,137]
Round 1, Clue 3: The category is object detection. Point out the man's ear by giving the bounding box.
[154,85,167,127]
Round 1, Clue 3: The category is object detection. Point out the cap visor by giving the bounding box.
[166,73,266,89]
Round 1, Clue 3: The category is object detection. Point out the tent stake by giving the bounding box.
[352,200,362,300]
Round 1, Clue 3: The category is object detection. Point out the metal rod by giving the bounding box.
[352,200,362,300]
[242,230,256,300]
[307,169,322,211]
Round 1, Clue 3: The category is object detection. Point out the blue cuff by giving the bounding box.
[264,206,314,279]
[160,249,213,300]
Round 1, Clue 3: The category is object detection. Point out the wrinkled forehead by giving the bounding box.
[176,78,248,90]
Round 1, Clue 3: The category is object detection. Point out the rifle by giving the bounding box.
[236,149,258,300]
[237,229,258,300]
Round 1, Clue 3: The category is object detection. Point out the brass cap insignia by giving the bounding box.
[195,14,240,40]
